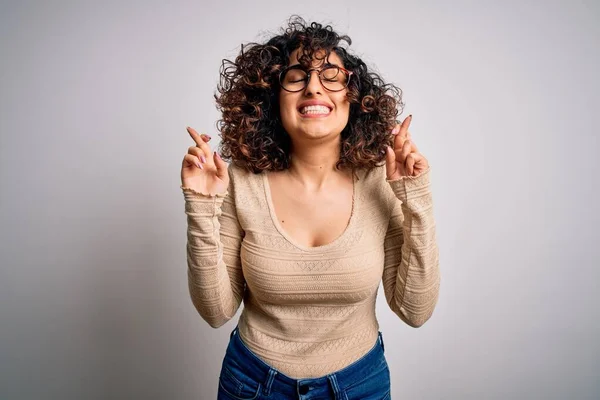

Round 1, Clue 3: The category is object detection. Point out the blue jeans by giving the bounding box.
[217,326,391,400]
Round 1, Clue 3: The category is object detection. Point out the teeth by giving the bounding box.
[300,105,330,114]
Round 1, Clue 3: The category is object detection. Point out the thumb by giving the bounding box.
[213,151,228,179]
[384,146,397,179]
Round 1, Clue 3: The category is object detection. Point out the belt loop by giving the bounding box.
[378,331,385,353]
[262,368,277,396]
[327,374,347,400]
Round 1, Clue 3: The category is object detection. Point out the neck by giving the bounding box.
[286,135,349,190]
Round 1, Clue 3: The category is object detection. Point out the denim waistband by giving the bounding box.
[226,326,386,399]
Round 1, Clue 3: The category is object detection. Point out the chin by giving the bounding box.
[301,128,343,140]
[283,117,348,139]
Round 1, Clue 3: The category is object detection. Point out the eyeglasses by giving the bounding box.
[279,64,353,92]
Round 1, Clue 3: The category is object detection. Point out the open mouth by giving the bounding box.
[298,105,332,115]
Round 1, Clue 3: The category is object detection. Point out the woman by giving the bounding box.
[180,16,440,400]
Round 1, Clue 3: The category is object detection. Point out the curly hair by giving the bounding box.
[215,15,404,174]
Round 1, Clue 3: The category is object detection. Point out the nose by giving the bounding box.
[303,70,323,96]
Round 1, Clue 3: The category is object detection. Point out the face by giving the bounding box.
[279,48,351,142]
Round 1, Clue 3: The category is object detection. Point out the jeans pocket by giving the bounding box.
[343,360,390,400]
[218,360,261,400]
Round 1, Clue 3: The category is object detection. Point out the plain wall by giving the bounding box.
[1,0,598,398]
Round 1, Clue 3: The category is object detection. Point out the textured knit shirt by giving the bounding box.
[181,163,440,379]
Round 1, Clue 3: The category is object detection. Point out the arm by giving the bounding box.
[382,167,440,328]
[181,166,245,328]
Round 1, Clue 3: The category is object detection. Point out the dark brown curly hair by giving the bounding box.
[215,15,404,174]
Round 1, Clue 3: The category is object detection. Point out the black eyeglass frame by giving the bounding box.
[279,64,354,93]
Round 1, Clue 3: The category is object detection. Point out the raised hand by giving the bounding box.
[181,126,229,196]
[385,115,429,180]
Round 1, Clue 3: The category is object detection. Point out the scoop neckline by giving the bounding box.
[262,169,359,252]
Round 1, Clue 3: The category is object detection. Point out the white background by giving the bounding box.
[1,0,598,398]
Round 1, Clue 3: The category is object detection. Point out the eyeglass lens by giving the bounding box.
[281,66,348,91]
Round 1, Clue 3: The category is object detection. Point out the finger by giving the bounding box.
[394,147,403,165]
[400,115,412,140]
[401,139,412,162]
[186,126,204,146]
[186,126,212,147]
[404,139,413,156]
[384,146,397,179]
[407,152,427,175]
[408,152,425,164]
[213,150,229,180]
[406,153,415,176]
[187,127,215,168]
[393,114,412,151]
[188,146,207,164]
[395,138,411,164]
[409,152,428,171]
[183,154,203,170]
[407,133,419,153]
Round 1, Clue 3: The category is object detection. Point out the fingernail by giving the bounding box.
[391,126,400,135]
[409,114,413,119]
[215,151,221,159]
[196,162,203,169]
[201,134,211,141]
[200,156,206,163]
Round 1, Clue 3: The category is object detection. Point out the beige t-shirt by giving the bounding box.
[181,163,440,379]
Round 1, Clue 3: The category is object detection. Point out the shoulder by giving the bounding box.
[228,162,247,179]
[226,162,265,209]
[359,164,395,200]
[227,162,259,186]
[357,164,397,213]
[358,163,386,182]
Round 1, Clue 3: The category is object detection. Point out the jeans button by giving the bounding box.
[299,384,309,394]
